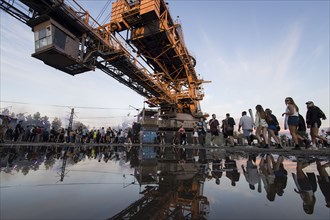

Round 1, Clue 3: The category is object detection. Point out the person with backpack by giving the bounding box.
[297,114,312,149]
[265,108,282,149]
[305,101,328,149]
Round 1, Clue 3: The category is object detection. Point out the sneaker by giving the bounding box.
[210,142,214,146]
[263,144,269,149]
[293,146,301,150]
[214,144,219,147]
[303,139,311,147]
[275,144,283,149]
[308,146,318,150]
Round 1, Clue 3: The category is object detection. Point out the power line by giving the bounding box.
[0,100,133,110]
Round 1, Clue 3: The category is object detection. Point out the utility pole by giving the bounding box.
[68,108,74,132]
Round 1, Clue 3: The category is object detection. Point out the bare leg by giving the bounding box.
[289,125,299,145]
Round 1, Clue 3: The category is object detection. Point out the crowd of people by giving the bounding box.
[0,97,329,151]
[0,121,139,146]
[205,97,329,150]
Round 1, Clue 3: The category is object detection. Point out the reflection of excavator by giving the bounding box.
[0,0,209,129]
[109,159,209,219]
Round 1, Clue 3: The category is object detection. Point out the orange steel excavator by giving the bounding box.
[0,0,209,129]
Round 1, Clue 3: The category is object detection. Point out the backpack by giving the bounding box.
[317,107,326,120]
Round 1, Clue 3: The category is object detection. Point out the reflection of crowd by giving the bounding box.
[259,154,287,201]
[205,153,330,214]
[292,157,330,214]
[1,144,329,215]
[0,145,140,176]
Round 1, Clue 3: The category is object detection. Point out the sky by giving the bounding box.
[0,0,329,132]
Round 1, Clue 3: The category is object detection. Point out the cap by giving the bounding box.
[305,101,314,105]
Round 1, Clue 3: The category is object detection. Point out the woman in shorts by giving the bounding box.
[255,105,269,148]
[282,97,300,150]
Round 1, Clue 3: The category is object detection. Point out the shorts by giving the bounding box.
[311,122,321,128]
[243,129,252,137]
[288,116,299,126]
[211,130,219,136]
[274,169,285,177]
[259,119,268,128]
[226,130,234,136]
[268,124,277,131]
[297,176,312,191]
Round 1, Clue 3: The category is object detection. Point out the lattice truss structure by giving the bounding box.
[0,0,208,118]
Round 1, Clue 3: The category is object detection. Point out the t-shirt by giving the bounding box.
[239,115,253,130]
[197,121,206,134]
[209,119,219,132]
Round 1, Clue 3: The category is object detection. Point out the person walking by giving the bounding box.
[282,97,301,150]
[224,113,236,147]
[209,114,220,147]
[178,125,187,145]
[221,119,228,146]
[255,105,269,148]
[265,108,282,149]
[0,116,4,143]
[297,114,312,149]
[197,117,207,146]
[13,121,24,142]
[192,122,199,145]
[238,111,254,146]
[305,101,328,149]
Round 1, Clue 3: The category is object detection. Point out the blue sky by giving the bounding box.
[0,0,329,131]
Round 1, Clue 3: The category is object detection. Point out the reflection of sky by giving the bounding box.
[1,156,330,219]
[1,159,141,220]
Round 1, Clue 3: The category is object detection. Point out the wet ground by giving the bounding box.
[1,144,329,220]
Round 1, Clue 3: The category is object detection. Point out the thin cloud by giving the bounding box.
[274,22,302,79]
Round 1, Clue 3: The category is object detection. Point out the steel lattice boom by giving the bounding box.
[0,0,208,123]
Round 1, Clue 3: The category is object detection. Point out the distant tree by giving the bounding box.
[26,114,33,125]
[10,112,16,118]
[73,121,87,130]
[51,117,62,130]
[41,115,51,129]
[1,108,11,116]
[16,112,26,120]
[33,112,41,125]
[16,113,27,127]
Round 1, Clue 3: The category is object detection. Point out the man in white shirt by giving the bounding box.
[238,111,254,146]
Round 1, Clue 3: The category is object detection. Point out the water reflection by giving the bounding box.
[259,154,287,202]
[0,145,329,219]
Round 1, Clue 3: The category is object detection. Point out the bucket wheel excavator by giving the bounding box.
[0,0,209,130]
